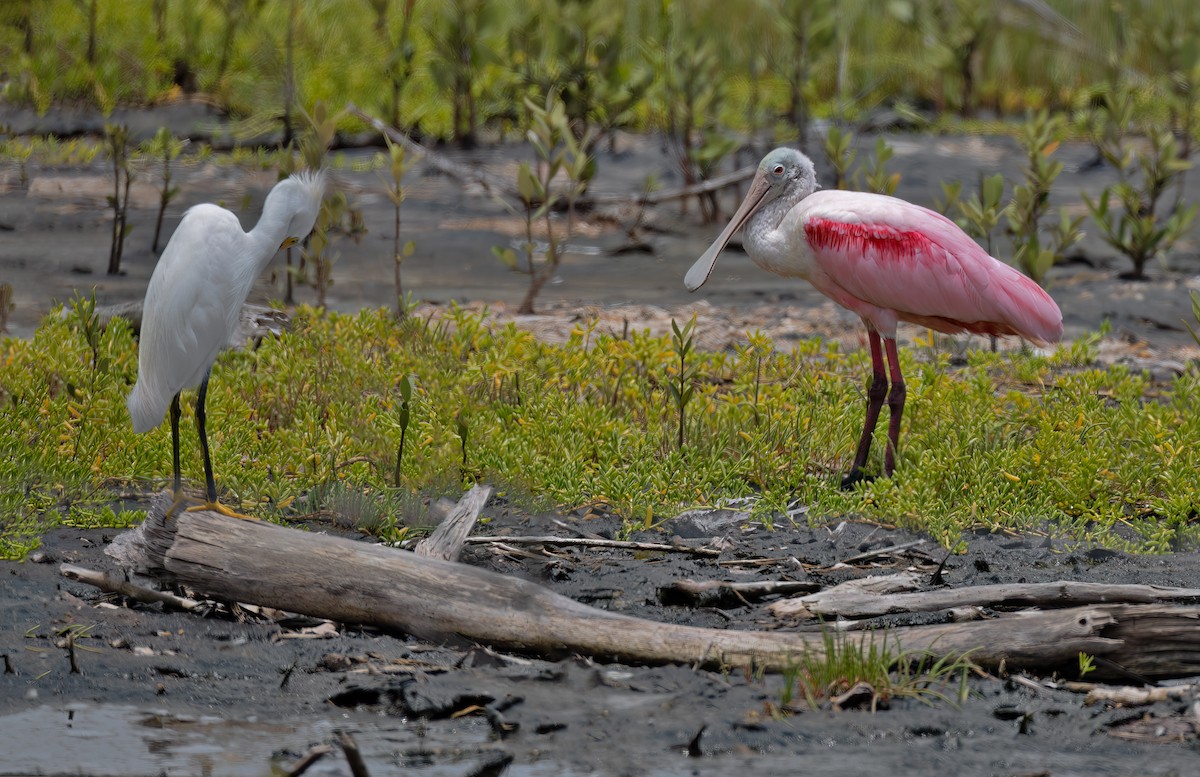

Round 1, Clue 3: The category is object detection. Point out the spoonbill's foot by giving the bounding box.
[839,469,876,491]
[186,501,259,521]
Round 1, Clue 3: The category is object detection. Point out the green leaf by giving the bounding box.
[517,162,538,204]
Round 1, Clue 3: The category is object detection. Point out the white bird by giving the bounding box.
[127,170,326,516]
[686,148,1062,487]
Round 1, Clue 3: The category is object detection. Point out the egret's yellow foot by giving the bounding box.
[165,490,190,519]
[187,501,259,521]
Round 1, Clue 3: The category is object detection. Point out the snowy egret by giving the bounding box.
[685,148,1062,487]
[127,169,326,516]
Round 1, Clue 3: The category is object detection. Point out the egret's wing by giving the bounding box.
[793,191,1062,344]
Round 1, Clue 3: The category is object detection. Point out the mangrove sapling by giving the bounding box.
[455,411,470,478]
[428,0,496,146]
[655,21,731,221]
[821,125,856,190]
[393,374,415,488]
[103,123,135,275]
[296,104,366,308]
[858,136,900,195]
[492,93,596,315]
[1185,291,1200,347]
[2,135,35,187]
[951,173,1005,255]
[821,131,900,195]
[668,317,699,449]
[0,282,12,333]
[1007,110,1083,285]
[140,127,187,254]
[507,0,652,154]
[378,135,417,318]
[1082,89,1197,279]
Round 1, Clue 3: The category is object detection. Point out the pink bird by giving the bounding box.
[686,147,1063,488]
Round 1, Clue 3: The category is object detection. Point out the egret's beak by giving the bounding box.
[280,236,298,250]
[684,169,774,292]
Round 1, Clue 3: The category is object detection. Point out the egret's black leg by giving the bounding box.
[165,391,187,515]
[188,370,256,519]
[195,370,218,504]
[169,392,183,497]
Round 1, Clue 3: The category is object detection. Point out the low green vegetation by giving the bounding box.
[2,303,1199,560]
[778,628,974,713]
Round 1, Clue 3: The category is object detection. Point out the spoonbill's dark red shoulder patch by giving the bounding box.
[804,217,936,265]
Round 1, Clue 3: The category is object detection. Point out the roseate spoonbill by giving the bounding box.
[685,148,1062,487]
[127,170,326,516]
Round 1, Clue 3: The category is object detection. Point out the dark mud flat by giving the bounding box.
[4,121,1200,359]
[3,510,1200,777]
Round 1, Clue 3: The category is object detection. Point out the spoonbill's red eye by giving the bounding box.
[773,165,785,175]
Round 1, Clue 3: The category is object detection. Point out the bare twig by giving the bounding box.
[61,563,201,611]
[336,731,372,777]
[67,634,80,674]
[1056,681,1198,707]
[836,540,929,565]
[463,534,720,557]
[662,578,820,608]
[552,518,606,540]
[284,744,332,777]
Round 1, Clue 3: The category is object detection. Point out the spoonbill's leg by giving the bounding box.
[188,370,257,520]
[842,331,888,489]
[882,337,906,477]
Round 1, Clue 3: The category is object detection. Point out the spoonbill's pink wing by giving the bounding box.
[792,190,1063,344]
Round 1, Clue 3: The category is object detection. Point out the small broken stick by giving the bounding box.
[337,731,372,777]
[464,534,720,557]
[60,563,200,611]
[284,744,332,777]
[660,579,820,608]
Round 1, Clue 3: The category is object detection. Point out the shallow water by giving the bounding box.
[0,702,501,777]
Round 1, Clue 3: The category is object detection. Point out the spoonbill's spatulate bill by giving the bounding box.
[127,170,326,516]
[685,148,1062,488]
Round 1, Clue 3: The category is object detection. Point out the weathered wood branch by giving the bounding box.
[770,574,1200,620]
[346,104,755,208]
[103,494,1200,679]
[415,484,492,562]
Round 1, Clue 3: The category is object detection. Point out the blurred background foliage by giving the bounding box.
[2,1,1200,145]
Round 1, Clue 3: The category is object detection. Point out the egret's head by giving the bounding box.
[269,169,326,247]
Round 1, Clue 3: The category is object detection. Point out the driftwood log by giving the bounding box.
[97,494,1200,679]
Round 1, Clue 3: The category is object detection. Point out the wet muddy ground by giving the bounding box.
[4,109,1200,774]
[4,513,1200,776]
